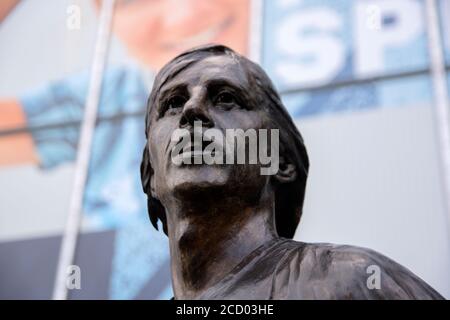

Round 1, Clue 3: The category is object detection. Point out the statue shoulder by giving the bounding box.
[273,241,444,299]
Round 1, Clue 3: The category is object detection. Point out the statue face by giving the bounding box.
[147,55,271,206]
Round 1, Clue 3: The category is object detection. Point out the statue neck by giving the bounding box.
[164,190,277,300]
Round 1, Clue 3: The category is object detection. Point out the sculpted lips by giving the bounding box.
[170,129,225,166]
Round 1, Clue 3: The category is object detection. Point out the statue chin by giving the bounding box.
[167,165,232,196]
[167,160,266,199]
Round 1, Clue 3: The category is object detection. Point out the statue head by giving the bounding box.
[141,44,309,239]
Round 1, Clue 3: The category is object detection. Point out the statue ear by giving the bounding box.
[140,144,154,196]
[141,144,167,234]
[150,174,157,198]
[274,156,297,184]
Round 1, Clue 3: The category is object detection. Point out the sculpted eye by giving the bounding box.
[215,91,236,105]
[161,95,187,117]
[167,96,186,110]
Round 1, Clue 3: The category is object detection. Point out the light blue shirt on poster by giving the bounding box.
[20,65,171,300]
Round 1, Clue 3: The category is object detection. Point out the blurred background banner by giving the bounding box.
[262,0,432,116]
[0,0,449,299]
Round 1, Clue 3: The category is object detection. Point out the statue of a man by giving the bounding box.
[140,44,443,300]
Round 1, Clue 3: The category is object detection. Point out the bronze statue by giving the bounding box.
[140,44,443,300]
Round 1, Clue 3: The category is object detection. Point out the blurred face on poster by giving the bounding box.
[110,0,250,70]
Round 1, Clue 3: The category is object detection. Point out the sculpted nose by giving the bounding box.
[179,98,213,128]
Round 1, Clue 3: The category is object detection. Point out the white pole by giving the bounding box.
[425,0,450,233]
[52,0,116,300]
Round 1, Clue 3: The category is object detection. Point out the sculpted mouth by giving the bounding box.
[172,141,223,165]
[170,129,225,166]
[177,149,217,161]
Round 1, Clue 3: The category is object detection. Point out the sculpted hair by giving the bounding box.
[141,44,309,238]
